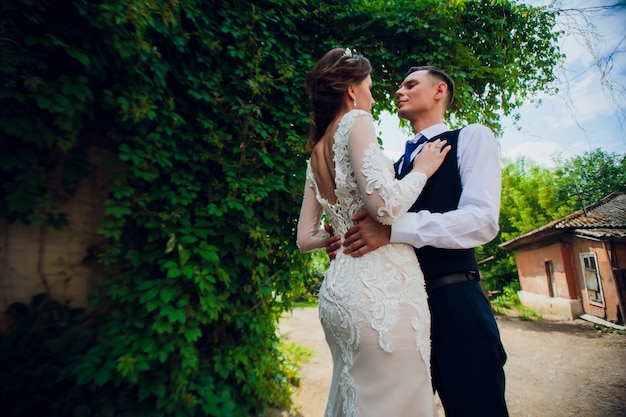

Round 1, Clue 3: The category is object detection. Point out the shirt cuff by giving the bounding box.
[390,213,419,247]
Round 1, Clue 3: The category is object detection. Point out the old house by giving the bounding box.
[501,192,626,324]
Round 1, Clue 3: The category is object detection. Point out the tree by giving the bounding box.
[500,157,577,237]
[554,148,626,206]
[479,157,577,290]
[0,1,563,415]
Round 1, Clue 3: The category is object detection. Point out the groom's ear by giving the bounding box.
[434,81,447,98]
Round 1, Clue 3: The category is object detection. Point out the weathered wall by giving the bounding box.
[0,148,113,312]
[514,242,575,299]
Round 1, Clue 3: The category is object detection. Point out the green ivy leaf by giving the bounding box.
[159,287,174,303]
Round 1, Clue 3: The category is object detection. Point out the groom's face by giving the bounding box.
[395,70,439,121]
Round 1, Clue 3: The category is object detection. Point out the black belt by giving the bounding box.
[426,272,479,292]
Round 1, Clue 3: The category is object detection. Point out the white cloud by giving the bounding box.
[501,141,561,167]
[500,139,596,167]
[548,65,618,128]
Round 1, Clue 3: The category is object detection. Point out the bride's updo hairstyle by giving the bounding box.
[305,48,372,150]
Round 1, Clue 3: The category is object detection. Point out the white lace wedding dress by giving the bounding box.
[297,110,436,417]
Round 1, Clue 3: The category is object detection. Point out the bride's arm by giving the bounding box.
[348,114,427,225]
[297,166,329,253]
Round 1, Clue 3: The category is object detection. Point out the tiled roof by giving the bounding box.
[574,228,626,239]
[501,192,626,249]
[556,192,626,229]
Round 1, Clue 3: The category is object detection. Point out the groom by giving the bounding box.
[327,66,509,417]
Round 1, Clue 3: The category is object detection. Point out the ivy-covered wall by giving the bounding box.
[0,0,562,415]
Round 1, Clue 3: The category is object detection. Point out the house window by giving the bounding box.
[579,252,605,307]
[545,261,556,298]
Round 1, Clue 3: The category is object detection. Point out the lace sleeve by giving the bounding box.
[296,164,330,253]
[348,114,427,225]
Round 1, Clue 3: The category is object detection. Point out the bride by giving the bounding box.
[297,48,449,417]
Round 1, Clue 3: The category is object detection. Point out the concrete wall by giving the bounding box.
[0,147,113,312]
[518,290,584,320]
[514,242,577,299]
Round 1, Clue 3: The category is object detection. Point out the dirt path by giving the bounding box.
[272,307,626,417]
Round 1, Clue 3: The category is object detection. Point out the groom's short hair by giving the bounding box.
[405,66,455,108]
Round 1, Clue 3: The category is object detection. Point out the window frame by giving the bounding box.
[579,252,605,307]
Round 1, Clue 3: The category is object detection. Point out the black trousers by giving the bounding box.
[429,280,509,417]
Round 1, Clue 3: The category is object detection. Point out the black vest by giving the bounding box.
[395,129,479,279]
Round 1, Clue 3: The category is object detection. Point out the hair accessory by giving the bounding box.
[343,48,352,58]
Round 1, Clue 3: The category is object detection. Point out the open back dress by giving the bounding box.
[297,110,437,417]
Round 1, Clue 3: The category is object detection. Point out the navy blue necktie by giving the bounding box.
[400,135,428,176]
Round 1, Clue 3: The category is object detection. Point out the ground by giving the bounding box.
[269,307,626,417]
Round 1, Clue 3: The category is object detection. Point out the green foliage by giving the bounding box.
[593,324,626,336]
[278,340,314,387]
[0,0,93,225]
[316,0,564,135]
[501,157,577,238]
[490,284,542,320]
[293,250,327,303]
[554,149,626,205]
[0,294,99,416]
[1,0,563,415]
[477,243,519,292]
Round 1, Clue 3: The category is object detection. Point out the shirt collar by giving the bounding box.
[409,123,449,142]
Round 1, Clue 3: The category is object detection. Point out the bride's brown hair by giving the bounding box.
[305,48,372,151]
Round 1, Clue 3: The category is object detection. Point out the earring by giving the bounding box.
[353,99,357,107]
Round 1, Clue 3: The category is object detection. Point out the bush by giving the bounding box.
[0,294,97,416]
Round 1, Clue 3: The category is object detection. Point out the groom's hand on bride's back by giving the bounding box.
[324,222,342,261]
[343,210,390,257]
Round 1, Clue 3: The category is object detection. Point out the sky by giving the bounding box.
[377,0,626,167]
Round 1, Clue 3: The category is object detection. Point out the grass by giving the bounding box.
[279,340,314,387]
[490,286,543,320]
[593,323,626,336]
[291,300,318,308]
